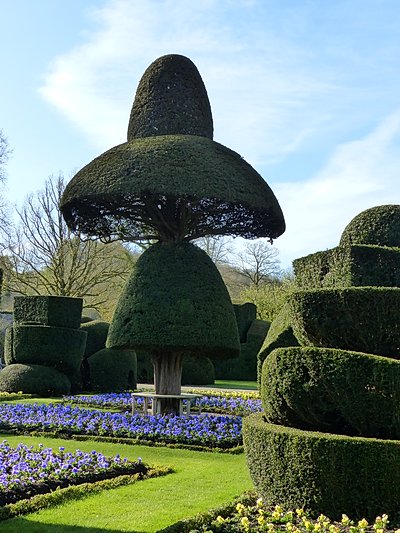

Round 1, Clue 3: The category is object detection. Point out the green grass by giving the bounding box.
[0,433,252,532]
[213,380,257,390]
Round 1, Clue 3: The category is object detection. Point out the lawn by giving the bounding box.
[0,426,252,532]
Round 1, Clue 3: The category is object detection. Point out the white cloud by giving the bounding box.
[275,110,400,268]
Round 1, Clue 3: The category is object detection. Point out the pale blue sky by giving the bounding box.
[1,0,399,268]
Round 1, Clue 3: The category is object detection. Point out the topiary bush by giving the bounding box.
[181,355,215,386]
[0,363,71,396]
[11,325,87,378]
[287,287,400,358]
[87,348,137,392]
[261,346,400,438]
[13,296,83,330]
[339,204,400,248]
[80,320,110,358]
[243,414,400,520]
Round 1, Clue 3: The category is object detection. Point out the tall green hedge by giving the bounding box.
[0,363,71,396]
[181,355,215,386]
[243,414,400,520]
[80,320,110,358]
[287,287,400,358]
[87,348,137,392]
[13,296,83,329]
[293,245,400,289]
[261,346,400,438]
[107,242,240,359]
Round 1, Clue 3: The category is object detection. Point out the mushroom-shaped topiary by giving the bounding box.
[61,54,285,413]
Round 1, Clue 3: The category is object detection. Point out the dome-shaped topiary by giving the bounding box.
[107,242,240,359]
[87,348,136,392]
[0,363,71,396]
[339,204,400,247]
[60,54,285,243]
[80,320,110,358]
[182,355,215,386]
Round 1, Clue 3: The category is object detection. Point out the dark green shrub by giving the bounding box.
[80,320,110,358]
[262,346,400,438]
[339,204,400,248]
[234,303,257,342]
[3,327,14,365]
[88,348,137,392]
[243,414,400,520]
[12,325,87,377]
[214,319,270,381]
[294,245,400,289]
[107,242,240,359]
[257,305,299,384]
[182,355,215,385]
[135,350,154,384]
[288,287,400,358]
[13,296,83,329]
[0,363,71,396]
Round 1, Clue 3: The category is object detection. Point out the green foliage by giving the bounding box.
[0,363,71,396]
[238,279,295,322]
[128,54,213,140]
[88,348,137,392]
[13,296,83,330]
[80,320,109,358]
[182,355,215,385]
[339,204,400,247]
[214,319,270,381]
[262,346,400,438]
[243,413,400,520]
[107,242,240,359]
[287,287,400,358]
[294,245,400,289]
[11,325,87,378]
[257,305,299,384]
[135,349,154,383]
[234,303,257,342]
[3,327,14,365]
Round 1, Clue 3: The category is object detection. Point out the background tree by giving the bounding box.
[3,174,133,318]
[0,130,11,234]
[0,130,11,182]
[233,240,281,288]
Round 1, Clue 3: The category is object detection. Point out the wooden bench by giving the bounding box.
[131,392,202,416]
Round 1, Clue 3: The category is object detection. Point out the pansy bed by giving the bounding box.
[0,440,147,506]
[0,403,242,449]
[64,391,262,417]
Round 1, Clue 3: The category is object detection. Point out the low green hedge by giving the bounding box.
[13,295,83,330]
[11,325,87,377]
[287,287,400,358]
[182,355,215,385]
[0,363,71,396]
[243,414,400,520]
[261,346,400,438]
[257,305,299,385]
[88,348,137,392]
[80,320,110,358]
[293,245,400,289]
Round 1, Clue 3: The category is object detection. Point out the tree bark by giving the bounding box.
[152,351,183,414]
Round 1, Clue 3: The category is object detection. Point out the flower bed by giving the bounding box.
[64,392,262,416]
[0,403,242,448]
[0,440,146,506]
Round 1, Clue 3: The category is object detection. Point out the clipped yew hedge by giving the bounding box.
[181,355,215,386]
[88,348,137,392]
[13,296,83,330]
[243,414,400,520]
[0,364,71,396]
[287,287,400,358]
[80,320,110,358]
[261,346,400,438]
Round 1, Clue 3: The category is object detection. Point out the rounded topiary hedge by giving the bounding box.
[243,413,400,520]
[13,295,83,330]
[80,320,110,358]
[339,204,400,248]
[181,355,215,386]
[0,363,71,396]
[262,346,400,438]
[87,348,137,392]
[107,242,240,359]
[11,325,87,376]
[287,287,400,358]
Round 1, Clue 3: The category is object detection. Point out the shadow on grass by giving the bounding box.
[0,518,148,533]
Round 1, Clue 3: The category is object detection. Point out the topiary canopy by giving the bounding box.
[60,54,285,243]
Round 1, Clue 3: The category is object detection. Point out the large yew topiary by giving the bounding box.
[0,363,71,396]
[60,54,285,413]
[244,205,400,518]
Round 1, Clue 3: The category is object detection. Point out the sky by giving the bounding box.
[1,0,399,269]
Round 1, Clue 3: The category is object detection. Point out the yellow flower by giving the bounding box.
[314,523,321,531]
[381,514,389,524]
[256,497,264,508]
[275,505,284,514]
[236,503,246,515]
[216,516,225,524]
[329,525,340,533]
[286,522,294,531]
[341,514,351,526]
[241,516,250,531]
[296,509,305,518]
[258,515,266,525]
[358,518,369,529]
